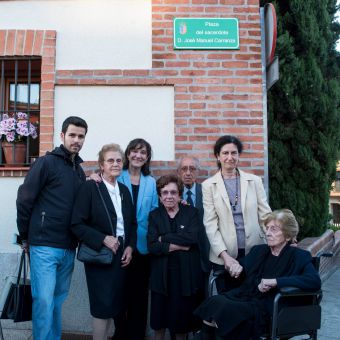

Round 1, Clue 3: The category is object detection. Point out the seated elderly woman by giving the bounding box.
[194,209,321,340]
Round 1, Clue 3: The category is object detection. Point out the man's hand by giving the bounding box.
[121,246,133,267]
[103,236,120,254]
[88,173,102,183]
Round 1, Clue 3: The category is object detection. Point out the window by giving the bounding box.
[0,57,41,166]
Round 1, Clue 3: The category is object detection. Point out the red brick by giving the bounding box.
[208,103,234,109]
[236,119,262,125]
[189,119,206,125]
[234,6,258,13]
[222,94,248,100]
[193,94,219,101]
[152,29,165,35]
[153,53,177,59]
[41,73,55,82]
[208,119,235,125]
[222,78,248,85]
[152,37,173,44]
[6,30,15,55]
[123,70,150,76]
[194,110,220,116]
[175,119,188,125]
[15,30,25,55]
[57,78,79,85]
[220,0,245,4]
[175,94,191,100]
[45,30,56,39]
[42,47,55,57]
[207,70,233,76]
[175,103,189,109]
[33,31,44,55]
[175,136,188,141]
[175,144,193,150]
[235,69,262,76]
[179,53,205,60]
[72,70,94,76]
[152,61,165,68]
[0,31,6,55]
[93,70,122,76]
[188,86,206,92]
[177,6,204,12]
[221,61,248,68]
[209,86,234,92]
[152,6,176,12]
[166,61,191,67]
[180,70,206,76]
[176,111,192,117]
[189,135,207,142]
[190,103,206,109]
[205,7,233,13]
[207,53,233,60]
[165,78,193,84]
[79,79,107,85]
[152,70,179,76]
[192,0,218,4]
[194,127,220,134]
[193,62,220,68]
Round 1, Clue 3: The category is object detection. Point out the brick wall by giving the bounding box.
[1,0,265,181]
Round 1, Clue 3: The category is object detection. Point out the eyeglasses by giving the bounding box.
[160,190,179,196]
[104,158,122,165]
[180,166,197,172]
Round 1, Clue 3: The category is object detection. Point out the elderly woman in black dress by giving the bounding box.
[71,143,136,340]
[147,174,204,340]
[194,209,321,339]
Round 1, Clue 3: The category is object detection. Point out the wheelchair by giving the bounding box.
[209,253,332,340]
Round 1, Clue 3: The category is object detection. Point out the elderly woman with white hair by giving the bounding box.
[194,209,321,339]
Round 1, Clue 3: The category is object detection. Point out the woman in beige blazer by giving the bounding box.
[202,135,271,292]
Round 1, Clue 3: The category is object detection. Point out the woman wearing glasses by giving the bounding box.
[147,174,204,340]
[71,144,136,340]
[202,135,271,293]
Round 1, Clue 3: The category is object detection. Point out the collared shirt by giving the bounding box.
[102,177,124,237]
[183,182,196,207]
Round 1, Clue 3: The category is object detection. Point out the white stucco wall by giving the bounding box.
[0,0,151,69]
[0,178,24,253]
[54,86,175,161]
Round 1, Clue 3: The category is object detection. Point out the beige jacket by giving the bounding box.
[202,169,271,265]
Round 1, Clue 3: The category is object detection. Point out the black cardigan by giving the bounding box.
[147,204,203,296]
[71,180,137,251]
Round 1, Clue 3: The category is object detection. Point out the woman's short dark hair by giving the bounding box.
[123,138,152,176]
[214,135,243,156]
[156,174,184,197]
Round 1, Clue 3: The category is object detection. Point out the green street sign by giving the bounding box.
[173,18,239,50]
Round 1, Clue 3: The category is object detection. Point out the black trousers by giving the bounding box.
[126,251,151,340]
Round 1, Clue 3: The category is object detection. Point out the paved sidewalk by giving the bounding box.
[1,266,340,339]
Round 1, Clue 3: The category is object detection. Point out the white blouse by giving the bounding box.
[102,177,125,238]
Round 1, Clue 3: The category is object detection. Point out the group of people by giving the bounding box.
[16,116,321,340]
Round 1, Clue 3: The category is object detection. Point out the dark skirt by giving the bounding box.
[84,245,127,319]
[150,254,202,334]
[194,293,262,339]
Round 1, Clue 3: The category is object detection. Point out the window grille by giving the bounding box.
[0,57,41,166]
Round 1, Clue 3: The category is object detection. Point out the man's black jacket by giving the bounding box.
[16,145,86,249]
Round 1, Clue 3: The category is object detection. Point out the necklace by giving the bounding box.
[221,169,239,211]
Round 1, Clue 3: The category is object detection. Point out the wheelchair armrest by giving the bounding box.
[212,269,225,278]
[279,286,322,297]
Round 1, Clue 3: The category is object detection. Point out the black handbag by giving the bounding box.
[0,250,32,322]
[77,183,116,265]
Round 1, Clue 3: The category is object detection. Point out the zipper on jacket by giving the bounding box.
[41,211,46,228]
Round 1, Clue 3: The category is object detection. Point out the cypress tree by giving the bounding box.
[261,0,340,238]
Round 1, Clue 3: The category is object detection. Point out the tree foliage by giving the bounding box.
[261,0,340,238]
